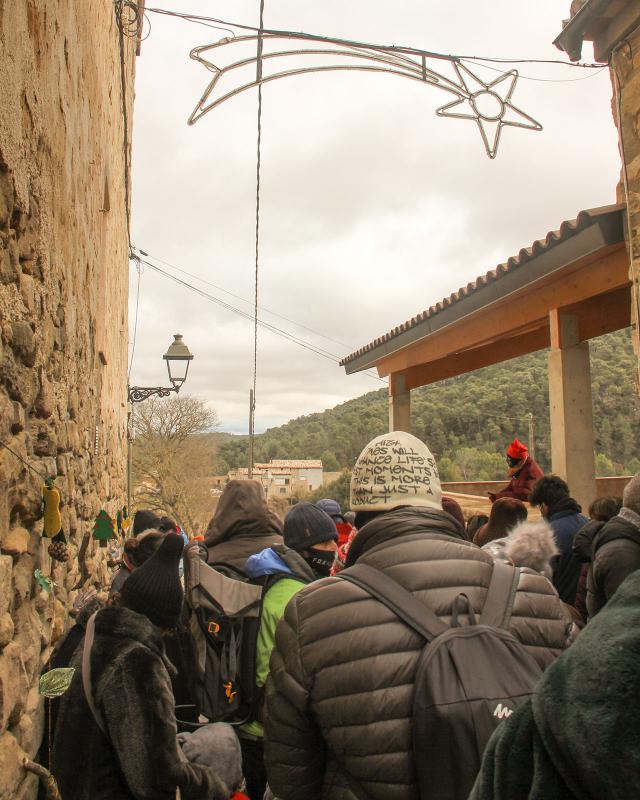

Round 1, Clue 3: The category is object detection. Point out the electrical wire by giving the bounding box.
[250,0,266,474]
[0,440,46,480]
[128,255,142,379]
[135,255,386,381]
[144,6,606,71]
[132,247,356,351]
[460,58,608,83]
[114,2,134,255]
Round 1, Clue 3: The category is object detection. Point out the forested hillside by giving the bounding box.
[216,329,640,481]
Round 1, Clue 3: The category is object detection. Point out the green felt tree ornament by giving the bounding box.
[93,510,115,548]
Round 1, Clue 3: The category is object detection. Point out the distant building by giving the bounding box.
[227,459,324,500]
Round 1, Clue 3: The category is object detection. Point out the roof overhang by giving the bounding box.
[342,205,629,385]
[553,0,640,62]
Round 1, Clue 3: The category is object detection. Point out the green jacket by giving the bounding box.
[243,546,316,737]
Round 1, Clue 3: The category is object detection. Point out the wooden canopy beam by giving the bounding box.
[376,244,629,378]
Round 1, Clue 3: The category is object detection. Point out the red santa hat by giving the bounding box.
[506,439,529,459]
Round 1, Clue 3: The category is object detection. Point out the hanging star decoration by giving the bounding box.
[187,29,543,158]
[436,62,542,159]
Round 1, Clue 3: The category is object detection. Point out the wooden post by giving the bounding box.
[389,373,411,433]
[548,310,596,510]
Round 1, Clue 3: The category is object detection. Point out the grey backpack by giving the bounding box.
[340,560,542,800]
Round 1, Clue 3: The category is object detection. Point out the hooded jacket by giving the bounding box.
[243,545,316,738]
[482,519,558,579]
[573,510,640,618]
[264,506,574,800]
[204,480,283,573]
[545,498,587,605]
[51,605,228,800]
[492,456,543,502]
[470,568,640,800]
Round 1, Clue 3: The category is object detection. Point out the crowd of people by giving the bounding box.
[44,432,640,800]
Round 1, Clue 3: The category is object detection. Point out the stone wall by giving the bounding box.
[610,25,640,378]
[0,2,136,796]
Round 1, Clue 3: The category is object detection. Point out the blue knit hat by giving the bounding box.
[284,503,338,552]
[316,498,345,523]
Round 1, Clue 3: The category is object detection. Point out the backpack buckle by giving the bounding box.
[208,620,220,635]
[223,681,238,703]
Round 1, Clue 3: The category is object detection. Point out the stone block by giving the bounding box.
[14,684,43,757]
[10,402,25,434]
[18,273,35,313]
[0,248,18,285]
[0,557,11,613]
[34,369,52,419]
[0,643,22,734]
[11,554,34,603]
[0,731,28,798]
[1,527,29,556]
[0,615,13,649]
[9,322,35,367]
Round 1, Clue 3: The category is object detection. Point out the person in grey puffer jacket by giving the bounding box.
[264,432,575,800]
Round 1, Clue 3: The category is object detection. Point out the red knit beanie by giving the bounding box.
[506,439,528,459]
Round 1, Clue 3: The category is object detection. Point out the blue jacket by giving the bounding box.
[246,547,294,579]
[548,500,587,605]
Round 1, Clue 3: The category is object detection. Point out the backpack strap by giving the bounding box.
[481,560,520,629]
[340,563,447,641]
[82,611,107,736]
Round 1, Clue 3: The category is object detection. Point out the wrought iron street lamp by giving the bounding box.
[127,335,195,507]
[128,335,194,403]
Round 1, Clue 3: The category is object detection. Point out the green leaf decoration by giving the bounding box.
[34,569,54,593]
[39,667,75,698]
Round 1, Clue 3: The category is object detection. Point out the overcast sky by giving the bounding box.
[129,1,620,434]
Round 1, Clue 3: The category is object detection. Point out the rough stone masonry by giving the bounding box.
[0,3,137,797]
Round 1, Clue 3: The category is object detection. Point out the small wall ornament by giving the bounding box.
[93,510,116,547]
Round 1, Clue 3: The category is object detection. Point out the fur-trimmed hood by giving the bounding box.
[483,519,558,578]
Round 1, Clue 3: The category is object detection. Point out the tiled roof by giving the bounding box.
[268,460,323,469]
[340,204,624,367]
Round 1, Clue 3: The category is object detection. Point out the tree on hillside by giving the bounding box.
[132,395,219,533]
[216,330,639,481]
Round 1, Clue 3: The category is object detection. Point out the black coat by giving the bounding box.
[264,507,575,800]
[51,605,228,800]
[574,513,640,618]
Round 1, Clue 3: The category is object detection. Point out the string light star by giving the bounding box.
[436,62,542,158]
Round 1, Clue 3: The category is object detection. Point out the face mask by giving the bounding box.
[507,456,521,468]
[305,547,335,577]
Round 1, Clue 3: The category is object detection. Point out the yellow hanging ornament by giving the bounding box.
[42,480,62,539]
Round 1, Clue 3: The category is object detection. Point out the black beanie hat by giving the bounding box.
[120,533,184,629]
[284,503,338,552]
[133,509,161,536]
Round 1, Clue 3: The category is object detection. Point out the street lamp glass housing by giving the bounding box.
[163,334,194,389]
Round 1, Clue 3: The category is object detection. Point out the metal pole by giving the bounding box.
[248,389,254,479]
[527,412,535,460]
